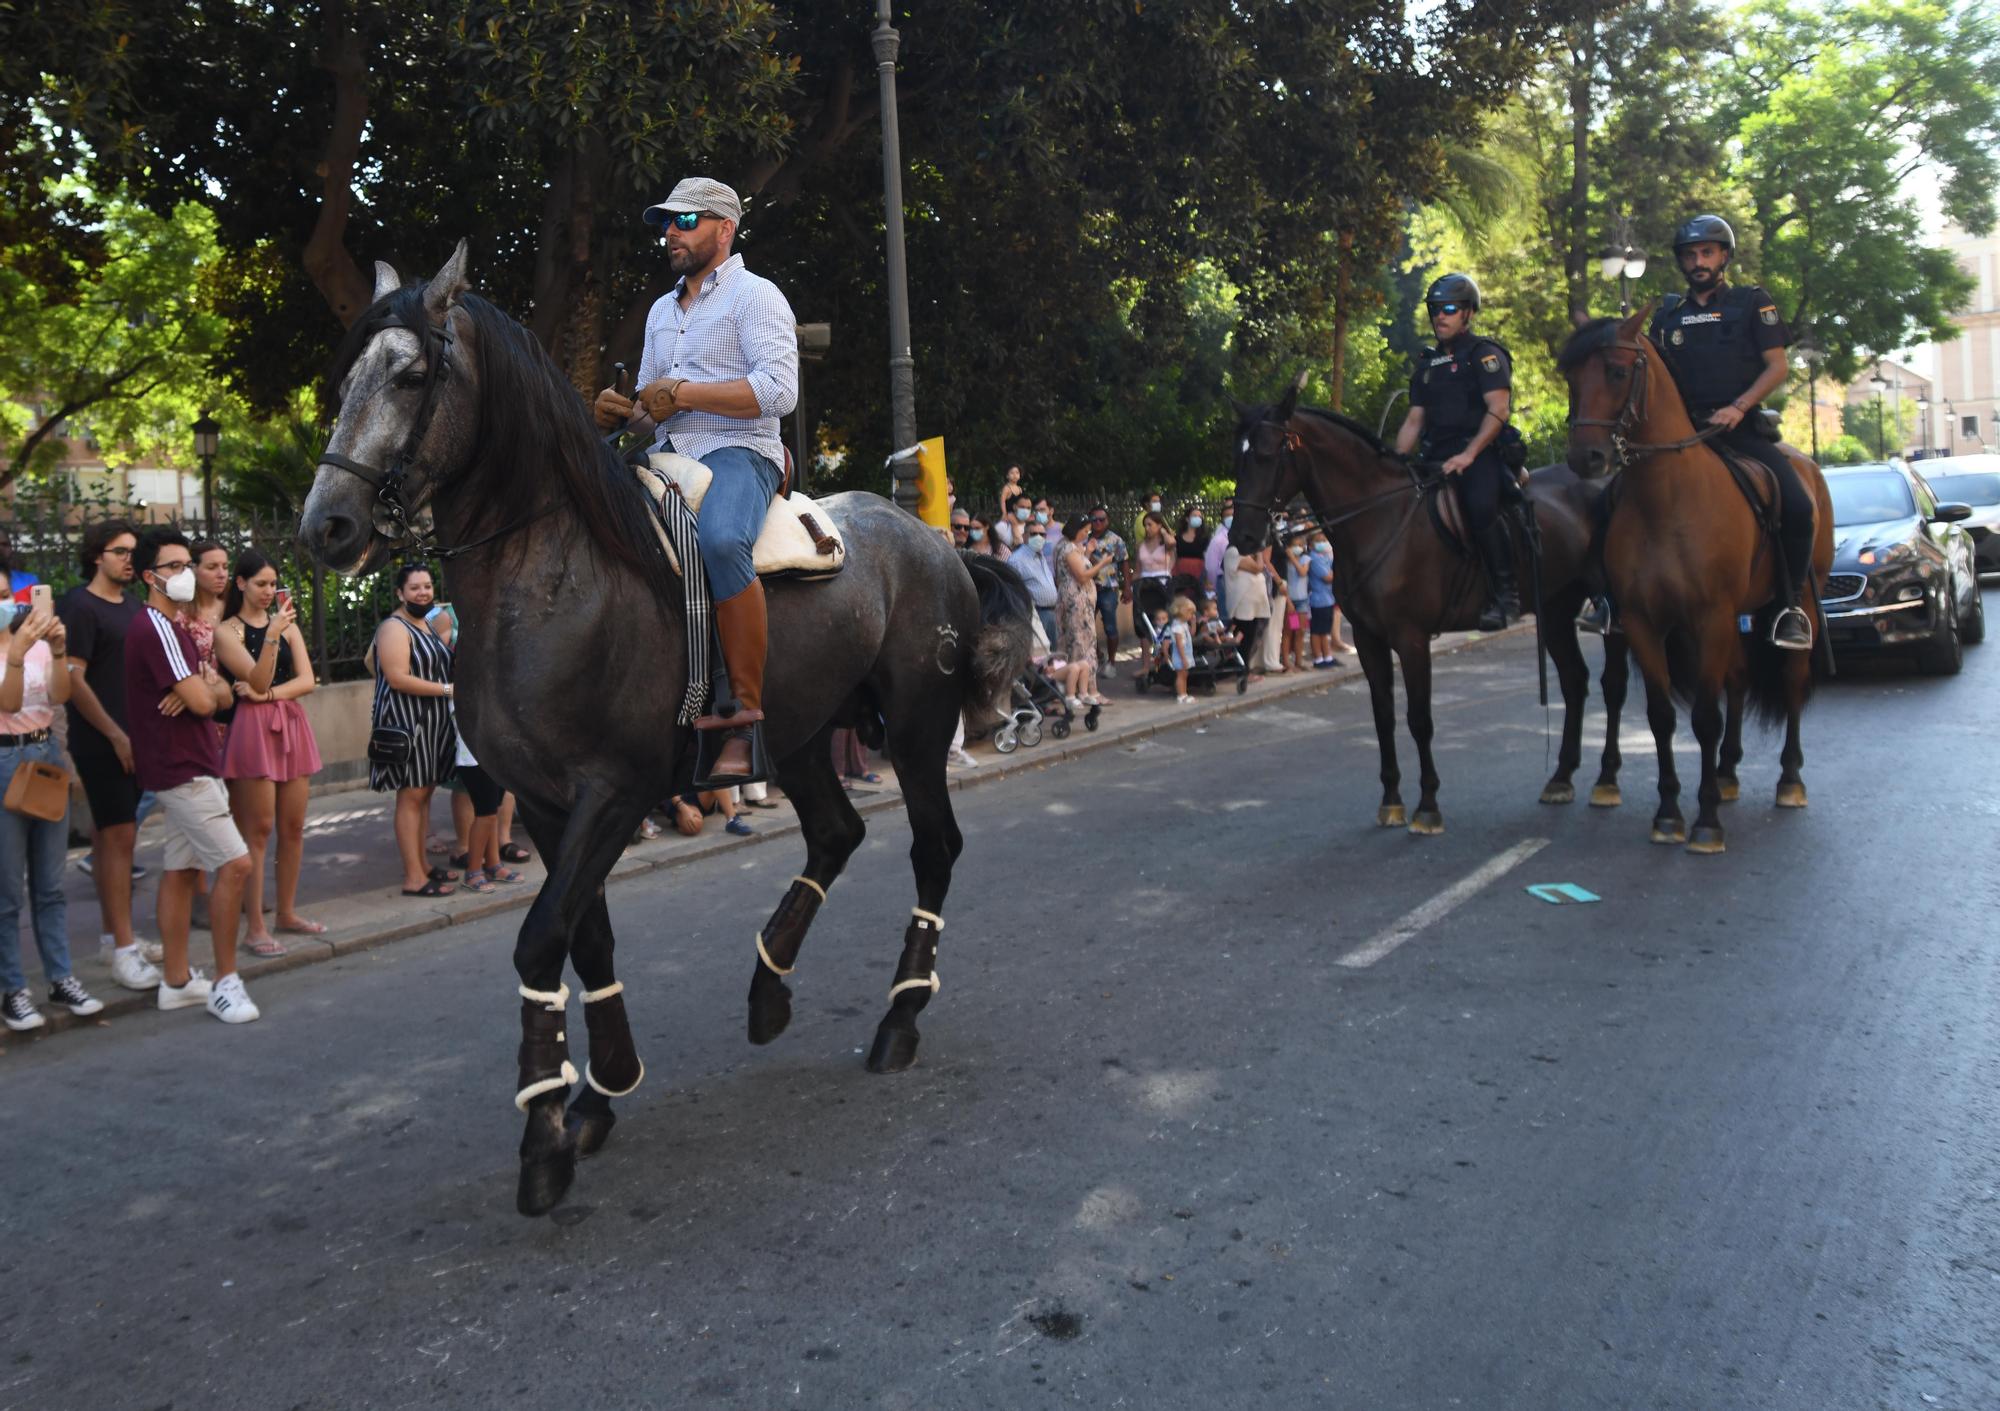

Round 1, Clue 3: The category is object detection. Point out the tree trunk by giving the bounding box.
[1329,233,1353,412]
[302,0,372,329]
[1565,23,1595,328]
[528,151,577,352]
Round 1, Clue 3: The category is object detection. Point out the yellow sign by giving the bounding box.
[915,436,950,528]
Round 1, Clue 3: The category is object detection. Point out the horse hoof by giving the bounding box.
[1687,826,1726,855]
[1589,784,1622,808]
[564,1104,618,1159]
[517,1144,577,1217]
[1649,820,1686,845]
[1540,782,1575,806]
[865,1024,921,1074]
[1377,805,1407,828]
[747,977,793,1046]
[1408,811,1445,836]
[1775,781,1807,809]
[1717,775,1740,803]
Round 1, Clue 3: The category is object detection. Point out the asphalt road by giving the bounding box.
[4,632,1995,1410]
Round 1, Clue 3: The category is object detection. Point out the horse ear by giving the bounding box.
[372,261,401,303]
[422,239,471,321]
[1227,395,1249,421]
[1620,300,1654,341]
[1275,370,1304,421]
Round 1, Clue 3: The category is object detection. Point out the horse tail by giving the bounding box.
[957,551,1034,729]
[1743,615,1811,727]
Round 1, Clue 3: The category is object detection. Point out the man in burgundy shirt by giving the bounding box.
[125,530,259,1024]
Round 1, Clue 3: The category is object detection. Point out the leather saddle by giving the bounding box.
[1419,464,1530,560]
[633,451,846,581]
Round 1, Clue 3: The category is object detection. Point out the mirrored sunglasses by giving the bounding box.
[668,211,717,232]
[1428,302,1464,317]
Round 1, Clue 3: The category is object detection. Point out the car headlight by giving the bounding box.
[1860,541,1918,567]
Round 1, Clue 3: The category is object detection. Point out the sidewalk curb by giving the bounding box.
[24,624,1533,1039]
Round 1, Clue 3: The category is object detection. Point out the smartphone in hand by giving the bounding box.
[275,587,292,615]
[29,583,52,619]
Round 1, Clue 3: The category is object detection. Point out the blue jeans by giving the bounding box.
[1095,585,1120,648]
[696,445,782,600]
[0,736,72,993]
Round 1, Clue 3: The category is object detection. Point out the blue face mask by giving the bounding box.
[1313,542,1330,556]
[1189,515,1203,529]
[970,529,985,543]
[1222,515,1233,529]
[1035,510,1050,524]
[1016,506,1031,521]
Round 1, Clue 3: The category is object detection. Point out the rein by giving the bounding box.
[1241,425,1434,600]
[1569,336,1726,468]
[320,311,551,561]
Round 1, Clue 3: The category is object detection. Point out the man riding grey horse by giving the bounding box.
[593,177,799,784]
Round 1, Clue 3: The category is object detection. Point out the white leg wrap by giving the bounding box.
[581,981,624,1003]
[888,971,942,1001]
[514,1061,579,1111]
[518,982,570,1010]
[791,875,828,904]
[911,907,944,930]
[585,1058,646,1098]
[755,931,794,977]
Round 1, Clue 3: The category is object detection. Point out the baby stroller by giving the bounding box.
[1133,611,1251,697]
[993,653,1100,752]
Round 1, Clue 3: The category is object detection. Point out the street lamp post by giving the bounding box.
[1916,396,1930,456]
[873,0,918,504]
[1870,368,1889,459]
[793,322,831,489]
[1596,245,1648,316]
[191,410,221,531]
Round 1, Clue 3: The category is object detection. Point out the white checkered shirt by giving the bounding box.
[636,253,799,467]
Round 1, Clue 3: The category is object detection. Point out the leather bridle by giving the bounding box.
[320,309,544,560]
[1568,335,1724,470]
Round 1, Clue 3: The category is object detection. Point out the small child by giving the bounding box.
[1166,597,1199,704]
[1198,598,1240,649]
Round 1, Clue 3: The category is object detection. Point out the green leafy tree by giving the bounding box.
[1729,0,1998,380]
[0,194,229,485]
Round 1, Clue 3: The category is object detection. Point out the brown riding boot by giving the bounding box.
[700,579,768,781]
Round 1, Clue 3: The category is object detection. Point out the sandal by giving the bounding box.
[427,865,460,884]
[499,843,531,864]
[851,771,883,784]
[447,851,472,873]
[242,933,288,959]
[402,877,457,898]
[462,871,495,894]
[275,916,327,935]
[424,834,449,856]
[485,866,525,885]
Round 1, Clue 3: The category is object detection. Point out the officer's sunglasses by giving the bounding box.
[667,211,720,232]
[1427,302,1465,317]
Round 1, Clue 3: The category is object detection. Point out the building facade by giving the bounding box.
[1922,225,2000,457]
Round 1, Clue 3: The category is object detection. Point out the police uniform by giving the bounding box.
[1410,334,1514,532]
[1648,283,1814,583]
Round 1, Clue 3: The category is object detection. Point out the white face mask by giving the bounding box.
[1222,515,1233,529]
[1148,500,1162,512]
[162,569,196,604]
[1028,533,1046,548]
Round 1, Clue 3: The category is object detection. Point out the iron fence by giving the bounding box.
[1,488,399,682]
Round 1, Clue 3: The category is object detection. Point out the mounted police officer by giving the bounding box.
[1648,214,1814,650]
[1393,273,1520,632]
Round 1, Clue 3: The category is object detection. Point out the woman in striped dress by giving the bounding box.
[370,564,458,897]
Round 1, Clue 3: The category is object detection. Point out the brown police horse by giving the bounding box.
[1228,373,1633,834]
[1558,306,1834,853]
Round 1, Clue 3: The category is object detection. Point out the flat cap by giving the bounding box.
[643,177,743,226]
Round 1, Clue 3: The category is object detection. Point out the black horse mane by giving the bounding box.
[326,285,672,600]
[1557,317,1632,372]
[1294,404,1398,459]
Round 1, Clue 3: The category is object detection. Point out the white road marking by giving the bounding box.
[1334,837,1551,969]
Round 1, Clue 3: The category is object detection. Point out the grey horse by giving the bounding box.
[298,243,1032,1216]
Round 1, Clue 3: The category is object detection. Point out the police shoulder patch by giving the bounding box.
[1480,353,1501,373]
[1759,306,1779,325]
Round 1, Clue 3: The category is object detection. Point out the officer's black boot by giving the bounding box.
[1770,521,1815,652]
[1473,522,1515,632]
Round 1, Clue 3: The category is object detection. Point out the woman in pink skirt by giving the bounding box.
[219,550,323,955]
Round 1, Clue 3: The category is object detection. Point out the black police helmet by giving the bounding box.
[1424,273,1481,312]
[1671,214,1736,255]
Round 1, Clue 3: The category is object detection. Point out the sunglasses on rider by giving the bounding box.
[667,211,719,232]
[1427,302,1465,317]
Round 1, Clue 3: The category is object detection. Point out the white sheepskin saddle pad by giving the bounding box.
[633,452,846,580]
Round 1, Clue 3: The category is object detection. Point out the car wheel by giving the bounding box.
[1962,576,1986,645]
[1918,594,1964,675]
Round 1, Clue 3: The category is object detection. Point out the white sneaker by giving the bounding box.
[206,973,260,1025]
[139,940,164,966]
[157,969,212,1011]
[110,946,162,991]
[947,748,978,768]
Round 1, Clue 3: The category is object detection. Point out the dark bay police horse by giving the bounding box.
[1227,373,1635,832]
[299,243,1032,1216]
[1558,307,1833,853]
